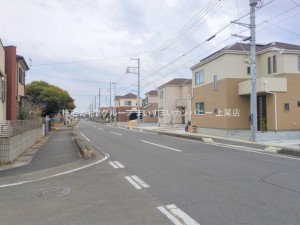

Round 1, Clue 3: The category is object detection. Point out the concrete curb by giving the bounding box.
[74,137,94,159]
[113,124,300,158]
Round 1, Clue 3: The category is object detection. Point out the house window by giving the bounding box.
[247,66,250,75]
[298,56,300,71]
[195,70,204,85]
[2,76,5,102]
[298,101,300,107]
[267,55,277,74]
[159,108,164,117]
[19,68,22,84]
[0,75,3,101]
[213,75,217,91]
[124,101,132,106]
[268,57,272,74]
[159,90,163,99]
[196,102,205,115]
[284,103,290,111]
[273,55,277,73]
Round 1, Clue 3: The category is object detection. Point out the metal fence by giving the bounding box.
[0,119,43,137]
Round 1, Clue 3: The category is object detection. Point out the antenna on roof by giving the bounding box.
[29,58,32,68]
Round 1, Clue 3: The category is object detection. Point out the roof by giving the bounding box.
[16,54,30,71]
[259,41,300,51]
[157,78,192,89]
[191,41,300,70]
[115,93,137,100]
[145,90,158,96]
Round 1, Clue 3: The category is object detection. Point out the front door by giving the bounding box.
[257,95,267,131]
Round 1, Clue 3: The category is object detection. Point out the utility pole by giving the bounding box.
[232,0,258,141]
[91,100,93,119]
[137,58,140,122]
[112,82,117,125]
[109,82,112,123]
[250,0,258,141]
[99,88,101,114]
[94,96,96,118]
[127,58,140,122]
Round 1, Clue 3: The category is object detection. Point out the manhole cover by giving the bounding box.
[33,187,70,199]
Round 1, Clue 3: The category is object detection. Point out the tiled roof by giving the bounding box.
[16,55,30,70]
[146,90,158,96]
[259,42,300,51]
[191,41,300,69]
[115,93,137,100]
[165,78,192,85]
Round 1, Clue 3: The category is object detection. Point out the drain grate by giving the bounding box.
[33,187,70,199]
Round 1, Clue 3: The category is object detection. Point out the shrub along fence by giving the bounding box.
[0,119,43,163]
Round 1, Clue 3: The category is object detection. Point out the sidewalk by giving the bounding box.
[0,124,80,175]
[116,123,300,156]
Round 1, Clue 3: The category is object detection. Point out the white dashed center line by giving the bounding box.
[109,161,125,169]
[125,175,150,189]
[158,204,200,225]
[111,132,123,136]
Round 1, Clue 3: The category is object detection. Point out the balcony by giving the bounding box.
[238,77,287,95]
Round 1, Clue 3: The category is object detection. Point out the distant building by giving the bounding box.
[191,41,300,140]
[4,45,29,120]
[142,90,158,123]
[0,39,7,121]
[157,78,192,126]
[115,93,142,122]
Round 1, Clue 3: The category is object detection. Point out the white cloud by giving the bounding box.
[0,0,299,111]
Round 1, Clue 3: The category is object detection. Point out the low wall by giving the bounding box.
[0,127,43,163]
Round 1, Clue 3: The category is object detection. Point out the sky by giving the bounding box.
[0,0,299,113]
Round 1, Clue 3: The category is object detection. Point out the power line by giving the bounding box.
[31,48,165,67]
[142,0,222,64]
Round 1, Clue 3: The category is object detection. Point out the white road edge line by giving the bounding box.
[131,175,150,188]
[0,155,109,189]
[114,161,125,168]
[125,176,142,189]
[111,132,123,136]
[167,204,200,225]
[98,127,104,131]
[109,161,119,169]
[207,143,300,161]
[140,140,182,152]
[157,206,182,225]
[209,142,263,152]
[80,132,91,142]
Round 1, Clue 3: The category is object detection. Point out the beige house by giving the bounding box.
[115,93,143,122]
[142,90,158,123]
[157,78,192,126]
[191,41,300,140]
[0,40,6,121]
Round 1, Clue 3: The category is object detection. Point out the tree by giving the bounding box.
[25,81,76,117]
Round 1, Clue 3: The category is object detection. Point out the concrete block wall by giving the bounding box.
[0,127,43,163]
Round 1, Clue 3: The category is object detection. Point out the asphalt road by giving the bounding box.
[1,120,300,225]
[78,120,300,225]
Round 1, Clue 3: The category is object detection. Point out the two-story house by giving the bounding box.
[0,40,7,121]
[191,41,300,139]
[115,93,142,122]
[5,45,29,120]
[157,78,192,126]
[142,90,158,123]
